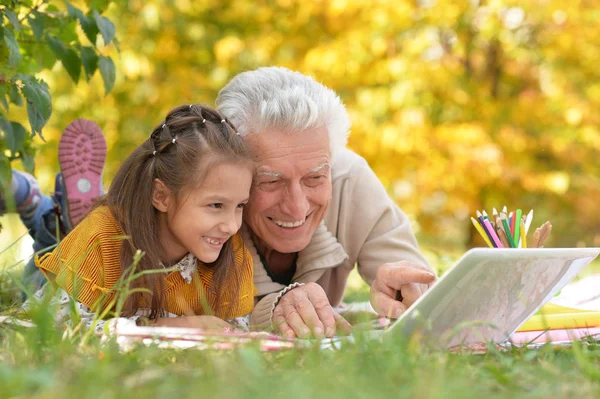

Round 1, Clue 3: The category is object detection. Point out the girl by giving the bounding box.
[31,104,254,332]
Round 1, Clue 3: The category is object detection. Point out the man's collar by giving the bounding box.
[243,222,349,294]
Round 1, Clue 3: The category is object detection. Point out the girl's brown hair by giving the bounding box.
[98,104,251,319]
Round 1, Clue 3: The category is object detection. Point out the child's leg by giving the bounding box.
[21,201,62,298]
[0,170,55,239]
[0,170,58,299]
[58,119,107,230]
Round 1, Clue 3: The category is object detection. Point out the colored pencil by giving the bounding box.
[482,210,494,229]
[509,211,516,236]
[524,210,534,234]
[537,221,552,248]
[483,218,504,248]
[518,209,533,248]
[514,209,522,245]
[531,228,541,248]
[476,211,495,245]
[496,219,510,248]
[471,217,493,248]
[520,218,527,248]
[500,214,516,248]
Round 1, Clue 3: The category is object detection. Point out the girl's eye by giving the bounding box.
[237,203,247,209]
[209,203,223,209]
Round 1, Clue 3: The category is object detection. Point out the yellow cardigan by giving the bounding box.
[35,206,254,319]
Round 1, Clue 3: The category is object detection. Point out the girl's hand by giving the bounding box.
[151,315,232,331]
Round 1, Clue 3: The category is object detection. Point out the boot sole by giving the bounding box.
[58,119,107,228]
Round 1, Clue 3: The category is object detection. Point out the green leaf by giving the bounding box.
[8,84,23,107]
[98,55,116,95]
[46,36,82,83]
[81,46,99,80]
[0,85,8,111]
[46,35,66,57]
[80,15,100,45]
[0,117,12,137]
[17,75,52,138]
[21,150,35,172]
[36,44,59,70]
[27,11,45,41]
[66,3,99,45]
[5,121,27,154]
[62,48,82,83]
[89,0,110,13]
[3,27,22,68]
[4,9,21,31]
[66,2,84,19]
[0,154,12,196]
[112,36,121,53]
[93,11,115,46]
[56,18,78,44]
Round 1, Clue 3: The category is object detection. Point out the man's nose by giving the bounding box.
[280,181,310,220]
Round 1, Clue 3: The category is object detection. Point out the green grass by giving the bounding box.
[2,221,600,398]
[2,315,600,398]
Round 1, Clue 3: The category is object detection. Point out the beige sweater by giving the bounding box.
[248,148,430,328]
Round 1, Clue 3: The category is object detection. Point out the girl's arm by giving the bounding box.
[23,286,147,334]
[25,285,240,333]
[150,315,230,330]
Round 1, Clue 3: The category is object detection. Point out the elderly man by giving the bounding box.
[216,67,436,338]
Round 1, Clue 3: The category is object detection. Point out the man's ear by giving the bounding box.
[152,178,172,212]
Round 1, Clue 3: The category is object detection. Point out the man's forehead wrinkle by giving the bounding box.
[260,141,325,155]
[254,148,330,167]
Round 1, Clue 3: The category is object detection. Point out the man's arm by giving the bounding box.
[335,155,430,280]
[337,155,436,316]
[250,292,281,331]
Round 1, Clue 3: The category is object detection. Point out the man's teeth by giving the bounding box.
[273,219,305,228]
[204,237,224,245]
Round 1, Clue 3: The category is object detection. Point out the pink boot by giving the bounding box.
[58,119,107,229]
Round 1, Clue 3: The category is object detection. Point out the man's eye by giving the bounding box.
[209,203,223,209]
[259,180,280,187]
[305,175,326,185]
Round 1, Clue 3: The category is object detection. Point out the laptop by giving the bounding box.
[315,248,599,350]
[372,248,600,349]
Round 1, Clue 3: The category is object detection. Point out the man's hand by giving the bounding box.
[370,261,436,319]
[272,282,352,339]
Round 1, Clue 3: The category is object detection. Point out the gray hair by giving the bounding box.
[215,67,350,157]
